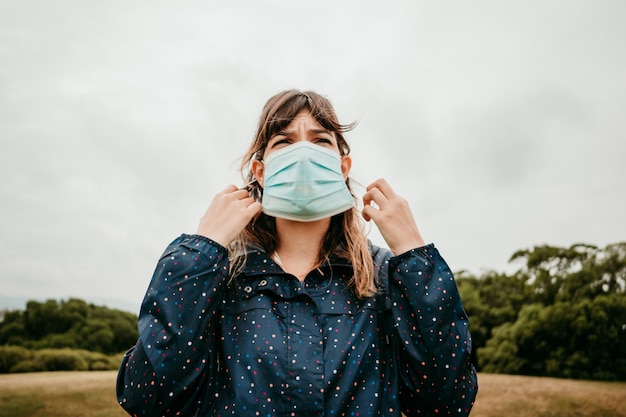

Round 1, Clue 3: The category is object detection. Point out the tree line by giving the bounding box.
[457,242,626,381]
[0,298,139,373]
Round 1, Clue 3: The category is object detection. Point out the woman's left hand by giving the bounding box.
[362,178,425,256]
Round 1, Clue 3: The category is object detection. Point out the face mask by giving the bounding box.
[261,141,354,222]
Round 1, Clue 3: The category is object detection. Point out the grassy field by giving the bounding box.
[0,371,624,417]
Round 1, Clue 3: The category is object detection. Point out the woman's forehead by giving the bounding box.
[281,110,327,131]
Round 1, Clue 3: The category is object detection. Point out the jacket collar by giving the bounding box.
[226,244,356,301]
[224,246,377,313]
[238,244,353,277]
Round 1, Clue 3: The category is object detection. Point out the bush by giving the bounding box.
[75,349,123,371]
[34,349,89,371]
[0,345,32,373]
[0,346,125,373]
[10,358,45,373]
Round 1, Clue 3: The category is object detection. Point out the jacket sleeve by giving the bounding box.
[116,234,230,416]
[387,244,478,416]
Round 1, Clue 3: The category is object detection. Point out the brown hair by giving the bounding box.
[230,89,376,298]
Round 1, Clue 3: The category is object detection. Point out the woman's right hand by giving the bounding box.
[196,185,263,247]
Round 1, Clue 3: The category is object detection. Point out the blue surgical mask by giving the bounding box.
[261,141,354,222]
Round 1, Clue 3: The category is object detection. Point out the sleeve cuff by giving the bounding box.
[388,243,436,268]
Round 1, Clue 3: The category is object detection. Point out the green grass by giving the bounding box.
[0,371,624,417]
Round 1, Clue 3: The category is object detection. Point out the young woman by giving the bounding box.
[116,89,478,416]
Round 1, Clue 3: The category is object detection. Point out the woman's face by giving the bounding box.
[252,109,352,187]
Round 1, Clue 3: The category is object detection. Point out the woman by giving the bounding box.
[116,89,478,416]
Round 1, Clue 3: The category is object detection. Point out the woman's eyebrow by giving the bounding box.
[311,128,333,135]
[273,128,333,137]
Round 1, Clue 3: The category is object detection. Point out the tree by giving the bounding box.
[0,298,138,355]
[478,295,626,380]
[456,270,527,370]
[466,242,626,380]
[510,243,625,305]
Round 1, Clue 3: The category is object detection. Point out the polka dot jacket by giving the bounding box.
[116,234,477,417]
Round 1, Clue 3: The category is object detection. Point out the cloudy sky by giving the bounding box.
[1,0,625,313]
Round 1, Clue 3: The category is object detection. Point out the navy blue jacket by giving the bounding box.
[117,234,477,416]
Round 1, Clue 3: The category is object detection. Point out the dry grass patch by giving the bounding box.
[472,373,626,417]
[0,371,126,417]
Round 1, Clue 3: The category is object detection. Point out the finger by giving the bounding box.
[361,205,375,222]
[240,196,260,208]
[366,178,396,199]
[363,186,387,209]
[219,188,253,204]
[245,201,263,215]
[231,188,253,200]
[222,184,239,194]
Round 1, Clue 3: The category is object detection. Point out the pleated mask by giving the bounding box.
[261,141,355,222]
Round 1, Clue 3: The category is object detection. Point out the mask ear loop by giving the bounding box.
[243,178,260,192]
[316,254,334,291]
[247,152,265,196]
[243,160,264,201]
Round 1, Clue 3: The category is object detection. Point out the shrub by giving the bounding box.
[11,358,44,373]
[34,349,89,371]
[0,347,125,373]
[75,349,122,371]
[0,345,32,373]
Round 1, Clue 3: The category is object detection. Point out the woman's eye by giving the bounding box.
[272,138,291,147]
[315,137,332,144]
